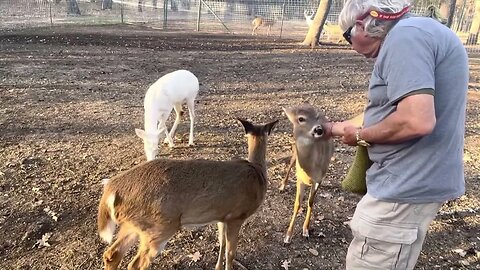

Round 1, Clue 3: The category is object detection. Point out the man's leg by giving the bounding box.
[346,194,442,270]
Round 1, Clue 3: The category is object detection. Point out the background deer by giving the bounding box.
[135,69,199,161]
[252,16,274,36]
[281,104,334,244]
[98,118,278,270]
[304,10,314,27]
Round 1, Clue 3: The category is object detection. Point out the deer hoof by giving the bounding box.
[283,235,292,244]
[302,228,310,238]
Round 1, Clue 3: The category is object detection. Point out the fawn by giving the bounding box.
[281,104,334,244]
[98,118,278,270]
[135,69,199,161]
[252,16,274,36]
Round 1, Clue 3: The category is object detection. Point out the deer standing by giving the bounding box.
[304,10,315,27]
[135,69,199,161]
[252,16,274,36]
[281,104,334,244]
[98,118,278,270]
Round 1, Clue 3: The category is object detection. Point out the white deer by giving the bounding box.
[304,10,315,27]
[98,118,278,270]
[135,70,199,161]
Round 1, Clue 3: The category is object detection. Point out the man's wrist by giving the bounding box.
[324,122,335,138]
[356,128,371,147]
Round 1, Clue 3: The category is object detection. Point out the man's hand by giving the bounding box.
[342,126,358,146]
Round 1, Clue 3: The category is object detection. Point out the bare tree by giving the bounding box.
[302,0,333,48]
[67,0,81,15]
[467,0,480,44]
[445,0,457,27]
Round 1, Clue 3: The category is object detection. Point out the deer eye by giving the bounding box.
[298,116,306,123]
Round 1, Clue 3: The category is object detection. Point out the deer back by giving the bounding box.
[102,158,267,227]
[144,69,199,112]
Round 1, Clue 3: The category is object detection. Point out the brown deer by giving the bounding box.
[97,118,278,270]
[252,16,274,36]
[281,104,334,244]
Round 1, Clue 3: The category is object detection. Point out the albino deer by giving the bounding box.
[252,16,274,36]
[135,69,199,161]
[304,10,315,27]
[281,104,334,244]
[98,118,278,270]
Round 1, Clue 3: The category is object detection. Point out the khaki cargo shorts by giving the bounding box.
[346,193,442,270]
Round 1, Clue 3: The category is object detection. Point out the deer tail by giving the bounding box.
[98,191,118,244]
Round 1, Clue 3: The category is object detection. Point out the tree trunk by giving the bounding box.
[302,0,332,48]
[445,0,456,27]
[467,0,480,44]
[101,0,113,10]
[67,0,81,15]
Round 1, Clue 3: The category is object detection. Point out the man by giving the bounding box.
[323,0,469,269]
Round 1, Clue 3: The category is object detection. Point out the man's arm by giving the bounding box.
[324,113,364,138]
[342,94,436,146]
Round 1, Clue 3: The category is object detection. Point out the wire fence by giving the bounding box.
[0,0,479,53]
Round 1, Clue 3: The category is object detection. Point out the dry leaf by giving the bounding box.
[308,248,319,256]
[280,259,290,270]
[43,206,58,222]
[453,248,467,257]
[188,251,202,262]
[35,233,52,248]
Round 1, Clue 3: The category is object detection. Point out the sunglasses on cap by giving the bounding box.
[342,6,410,44]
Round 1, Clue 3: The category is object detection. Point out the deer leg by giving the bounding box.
[224,219,244,270]
[215,222,226,270]
[303,182,320,238]
[284,181,307,244]
[127,227,176,270]
[186,98,195,146]
[159,120,174,148]
[103,226,138,270]
[252,25,259,35]
[162,103,182,147]
[280,148,296,191]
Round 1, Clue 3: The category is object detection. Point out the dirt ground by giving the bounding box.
[0,24,479,270]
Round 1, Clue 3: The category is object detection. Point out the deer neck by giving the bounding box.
[295,138,329,172]
[247,135,267,172]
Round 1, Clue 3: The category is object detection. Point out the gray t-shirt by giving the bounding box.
[364,16,468,203]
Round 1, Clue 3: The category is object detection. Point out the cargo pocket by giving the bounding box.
[350,215,418,270]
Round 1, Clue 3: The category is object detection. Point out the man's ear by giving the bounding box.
[355,20,365,31]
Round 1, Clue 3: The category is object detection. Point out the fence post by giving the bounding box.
[279,0,287,39]
[163,0,168,28]
[196,0,202,31]
[49,2,53,26]
[121,0,124,24]
[200,0,231,33]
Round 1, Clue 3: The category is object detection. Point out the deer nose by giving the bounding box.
[313,126,324,136]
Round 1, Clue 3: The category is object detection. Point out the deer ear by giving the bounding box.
[135,128,146,139]
[264,120,279,135]
[237,118,254,134]
[282,107,295,123]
